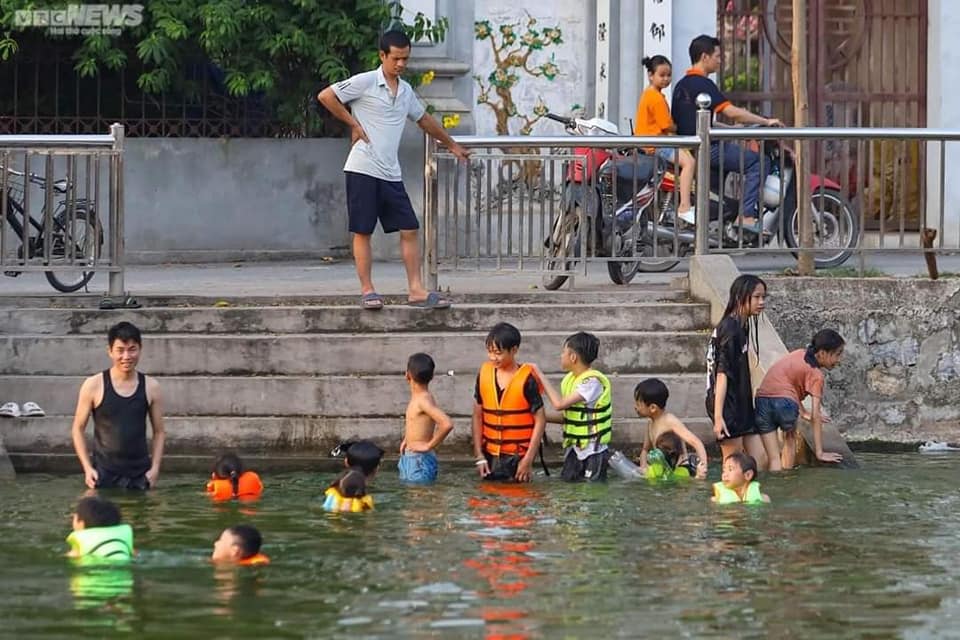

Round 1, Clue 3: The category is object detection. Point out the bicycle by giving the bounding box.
[2,165,103,292]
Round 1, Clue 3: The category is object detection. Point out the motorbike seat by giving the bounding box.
[608,156,656,186]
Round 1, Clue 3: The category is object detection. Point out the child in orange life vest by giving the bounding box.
[712,452,770,504]
[472,322,546,483]
[211,524,270,565]
[206,453,263,501]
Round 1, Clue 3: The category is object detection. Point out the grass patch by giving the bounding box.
[772,266,888,278]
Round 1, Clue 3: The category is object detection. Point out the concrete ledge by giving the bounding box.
[689,254,859,468]
[0,434,15,479]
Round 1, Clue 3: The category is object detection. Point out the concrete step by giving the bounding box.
[0,373,709,419]
[0,415,717,456]
[1,331,710,376]
[0,288,689,309]
[0,301,710,335]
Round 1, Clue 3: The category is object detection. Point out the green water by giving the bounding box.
[1,453,959,639]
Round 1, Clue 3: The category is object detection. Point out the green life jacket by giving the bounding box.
[67,524,134,561]
[713,481,764,504]
[560,369,612,449]
[644,448,692,481]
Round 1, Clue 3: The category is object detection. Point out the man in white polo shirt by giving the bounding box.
[319,30,469,310]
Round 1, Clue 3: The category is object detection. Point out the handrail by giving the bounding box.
[447,135,700,149]
[0,134,117,148]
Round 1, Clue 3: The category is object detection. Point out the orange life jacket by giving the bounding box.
[478,362,539,457]
[206,471,264,501]
[237,552,270,566]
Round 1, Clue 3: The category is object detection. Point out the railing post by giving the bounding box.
[422,132,438,292]
[108,123,125,297]
[694,94,712,255]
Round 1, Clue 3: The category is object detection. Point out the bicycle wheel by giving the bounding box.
[45,208,103,293]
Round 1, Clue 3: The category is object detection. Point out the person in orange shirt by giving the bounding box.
[206,453,264,501]
[633,55,696,225]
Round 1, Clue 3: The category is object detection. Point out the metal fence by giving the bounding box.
[1,124,125,295]
[423,105,960,288]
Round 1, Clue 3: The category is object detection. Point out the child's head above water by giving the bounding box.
[73,496,122,531]
[654,431,683,469]
[561,331,599,372]
[642,54,672,89]
[807,329,845,369]
[722,452,758,489]
[212,524,263,563]
[213,452,244,489]
[633,378,669,418]
[333,469,367,498]
[485,322,521,368]
[406,352,435,386]
[345,440,384,477]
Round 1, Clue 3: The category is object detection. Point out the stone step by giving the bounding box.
[1,331,710,376]
[0,301,710,335]
[0,288,689,309]
[0,373,708,419]
[0,415,717,456]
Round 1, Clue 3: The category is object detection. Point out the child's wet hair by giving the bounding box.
[642,54,671,74]
[76,496,122,528]
[564,331,599,364]
[654,432,683,469]
[227,524,262,559]
[333,469,368,498]
[345,440,385,477]
[407,352,435,384]
[214,453,244,496]
[725,452,758,480]
[485,322,521,351]
[107,321,142,347]
[634,378,669,408]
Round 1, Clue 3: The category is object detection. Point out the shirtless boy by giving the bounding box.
[398,353,453,483]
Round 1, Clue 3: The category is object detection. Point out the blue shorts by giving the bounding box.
[398,451,439,483]
[345,171,420,235]
[755,397,800,435]
[653,146,682,165]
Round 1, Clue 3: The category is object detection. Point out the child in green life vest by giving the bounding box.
[66,496,134,561]
[712,452,771,504]
[530,332,613,482]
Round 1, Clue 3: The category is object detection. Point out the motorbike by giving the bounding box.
[542,112,669,290]
[652,136,860,269]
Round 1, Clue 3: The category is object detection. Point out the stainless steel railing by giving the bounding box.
[0,124,125,295]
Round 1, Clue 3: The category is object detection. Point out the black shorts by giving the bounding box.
[345,171,420,234]
[483,454,520,482]
[560,448,610,482]
[95,464,150,490]
[705,398,756,440]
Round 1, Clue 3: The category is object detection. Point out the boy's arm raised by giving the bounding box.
[415,395,454,452]
[529,364,585,411]
[669,415,710,478]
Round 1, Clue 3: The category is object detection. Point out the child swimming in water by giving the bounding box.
[399,353,454,483]
[645,431,699,479]
[712,452,770,504]
[634,378,708,479]
[66,496,134,561]
[323,468,374,512]
[206,453,264,500]
[211,524,270,565]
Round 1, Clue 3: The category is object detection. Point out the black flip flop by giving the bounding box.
[99,295,141,310]
[407,291,451,309]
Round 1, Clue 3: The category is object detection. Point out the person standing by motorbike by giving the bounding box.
[633,55,697,226]
[671,35,782,233]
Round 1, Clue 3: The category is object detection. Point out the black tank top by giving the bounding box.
[92,370,150,476]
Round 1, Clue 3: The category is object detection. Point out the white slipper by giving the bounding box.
[20,402,45,417]
[0,402,21,418]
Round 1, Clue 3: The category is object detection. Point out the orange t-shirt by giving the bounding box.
[756,349,825,404]
[633,85,674,152]
[206,471,264,501]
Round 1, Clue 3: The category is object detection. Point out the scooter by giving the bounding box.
[542,112,667,289]
[651,137,859,268]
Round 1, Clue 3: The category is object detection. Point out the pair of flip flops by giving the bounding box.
[0,402,45,418]
[361,291,451,310]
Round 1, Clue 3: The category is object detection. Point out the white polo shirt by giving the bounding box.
[331,66,426,182]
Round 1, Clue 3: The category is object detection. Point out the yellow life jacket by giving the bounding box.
[66,524,134,560]
[713,481,764,504]
[323,487,374,512]
[560,369,612,449]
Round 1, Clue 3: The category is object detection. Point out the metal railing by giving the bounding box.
[423,104,960,287]
[1,124,125,295]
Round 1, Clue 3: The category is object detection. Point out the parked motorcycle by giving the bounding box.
[542,113,669,290]
[653,136,860,268]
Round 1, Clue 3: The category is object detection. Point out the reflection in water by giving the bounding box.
[465,483,544,640]
[212,565,266,617]
[69,565,136,631]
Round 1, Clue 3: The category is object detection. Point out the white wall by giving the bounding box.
[926,0,960,244]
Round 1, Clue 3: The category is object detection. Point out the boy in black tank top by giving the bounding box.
[71,322,166,490]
